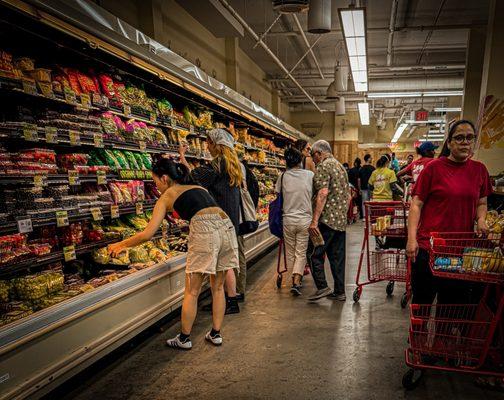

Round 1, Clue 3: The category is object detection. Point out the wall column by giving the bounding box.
[225,37,240,91]
[271,90,281,116]
[462,28,486,122]
[475,0,504,174]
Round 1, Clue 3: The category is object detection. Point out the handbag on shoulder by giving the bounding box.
[268,173,284,238]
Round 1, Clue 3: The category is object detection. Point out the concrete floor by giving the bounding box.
[54,223,501,400]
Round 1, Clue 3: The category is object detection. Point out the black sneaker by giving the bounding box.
[235,293,245,303]
[328,292,347,301]
[225,297,240,314]
[290,284,302,296]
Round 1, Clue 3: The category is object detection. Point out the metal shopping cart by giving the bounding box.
[353,201,411,308]
[402,232,504,389]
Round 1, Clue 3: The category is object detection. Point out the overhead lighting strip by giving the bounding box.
[434,107,462,112]
[358,102,370,125]
[368,91,463,99]
[391,123,408,143]
[339,8,368,92]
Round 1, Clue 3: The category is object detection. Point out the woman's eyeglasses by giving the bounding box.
[452,134,476,144]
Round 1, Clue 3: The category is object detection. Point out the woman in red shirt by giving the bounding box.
[406,120,492,304]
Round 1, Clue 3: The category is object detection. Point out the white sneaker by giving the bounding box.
[166,334,192,350]
[205,331,223,346]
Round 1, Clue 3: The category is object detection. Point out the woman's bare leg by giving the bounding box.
[224,269,237,297]
[181,273,205,335]
[210,271,226,331]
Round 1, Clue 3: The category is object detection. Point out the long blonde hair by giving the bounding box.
[211,144,243,187]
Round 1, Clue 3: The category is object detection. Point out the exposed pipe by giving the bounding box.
[216,0,323,112]
[387,0,399,66]
[417,0,447,64]
[253,13,282,49]
[292,14,325,79]
[285,35,323,77]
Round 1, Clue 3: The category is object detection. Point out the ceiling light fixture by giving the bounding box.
[391,123,408,143]
[434,107,462,112]
[368,91,463,99]
[339,7,368,93]
[418,138,444,142]
[405,119,445,124]
[358,102,369,125]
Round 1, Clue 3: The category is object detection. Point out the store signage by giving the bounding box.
[415,110,429,121]
[69,130,81,146]
[64,87,77,104]
[17,217,33,234]
[80,93,91,108]
[138,141,147,152]
[93,132,104,148]
[45,126,58,143]
[22,79,37,95]
[90,207,103,221]
[150,112,157,123]
[136,202,143,215]
[56,210,69,227]
[63,245,77,262]
[96,170,107,185]
[33,173,47,187]
[68,170,80,186]
[124,104,131,117]
[110,205,120,219]
[23,124,38,142]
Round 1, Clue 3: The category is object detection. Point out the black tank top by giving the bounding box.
[173,188,217,221]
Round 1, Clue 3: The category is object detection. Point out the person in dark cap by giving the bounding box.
[397,141,439,194]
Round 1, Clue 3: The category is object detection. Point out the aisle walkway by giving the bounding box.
[56,223,499,400]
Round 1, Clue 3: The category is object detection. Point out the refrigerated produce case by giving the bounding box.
[0,1,293,398]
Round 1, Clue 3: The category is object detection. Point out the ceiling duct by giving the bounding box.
[326,64,349,99]
[272,0,309,13]
[334,97,346,116]
[308,0,331,34]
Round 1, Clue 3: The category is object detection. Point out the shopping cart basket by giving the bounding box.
[353,201,411,307]
[402,232,504,389]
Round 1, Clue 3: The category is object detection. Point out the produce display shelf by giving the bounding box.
[0,173,154,186]
[247,161,285,169]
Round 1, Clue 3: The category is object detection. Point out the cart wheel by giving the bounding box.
[402,368,423,390]
[400,292,409,309]
[276,274,282,289]
[353,287,361,303]
[386,280,395,296]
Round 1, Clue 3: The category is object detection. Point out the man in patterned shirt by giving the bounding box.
[307,140,350,301]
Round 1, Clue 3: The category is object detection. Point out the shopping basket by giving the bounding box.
[402,232,504,390]
[353,201,411,307]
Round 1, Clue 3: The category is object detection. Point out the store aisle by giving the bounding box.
[55,223,499,400]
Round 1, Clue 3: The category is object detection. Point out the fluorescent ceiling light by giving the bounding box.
[358,102,370,125]
[405,119,445,124]
[368,91,463,99]
[391,123,408,143]
[418,138,444,142]
[354,82,368,92]
[434,107,462,112]
[340,9,365,37]
[423,134,445,138]
[424,91,463,97]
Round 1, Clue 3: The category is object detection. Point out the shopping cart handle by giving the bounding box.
[432,238,446,246]
[411,317,423,326]
[410,304,420,311]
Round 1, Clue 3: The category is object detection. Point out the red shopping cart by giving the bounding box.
[353,201,411,308]
[402,232,504,389]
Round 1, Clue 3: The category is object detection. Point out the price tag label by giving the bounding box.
[56,210,69,227]
[96,170,107,185]
[63,245,76,262]
[68,170,80,186]
[45,126,58,143]
[161,219,168,239]
[33,173,47,187]
[23,124,38,142]
[136,202,143,215]
[137,187,145,202]
[22,79,37,95]
[69,130,81,146]
[64,87,77,104]
[80,93,91,108]
[90,207,103,221]
[110,205,120,219]
[170,118,176,128]
[93,132,104,148]
[138,141,146,151]
[144,170,152,180]
[190,125,194,134]
[123,104,131,117]
[149,112,157,123]
[17,217,33,234]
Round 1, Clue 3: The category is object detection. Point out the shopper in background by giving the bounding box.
[397,141,438,194]
[343,162,350,173]
[347,157,362,218]
[294,139,316,172]
[275,147,314,296]
[308,140,350,301]
[368,155,403,201]
[390,152,400,174]
[400,154,414,171]
[406,120,492,304]
[108,157,237,349]
[358,154,375,218]
[179,128,242,314]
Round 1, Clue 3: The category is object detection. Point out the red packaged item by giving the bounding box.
[63,68,82,95]
[28,243,52,256]
[59,222,83,247]
[76,71,98,94]
[112,81,125,105]
[57,154,88,169]
[20,148,56,164]
[98,74,115,98]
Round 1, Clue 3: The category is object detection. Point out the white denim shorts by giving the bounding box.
[186,212,239,275]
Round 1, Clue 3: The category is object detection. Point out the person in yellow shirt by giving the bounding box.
[368,155,403,201]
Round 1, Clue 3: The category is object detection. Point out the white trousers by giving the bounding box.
[283,222,310,277]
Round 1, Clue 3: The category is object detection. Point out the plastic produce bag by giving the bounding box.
[92,247,110,264]
[129,245,149,263]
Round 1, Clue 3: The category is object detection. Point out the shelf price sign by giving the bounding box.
[90,207,103,221]
[93,132,104,148]
[45,126,58,143]
[63,245,76,262]
[138,141,147,152]
[110,204,120,219]
[150,112,157,124]
[69,130,81,146]
[136,202,143,215]
[33,173,47,187]
[56,210,69,227]
[170,118,176,128]
[123,104,131,117]
[64,87,77,104]
[68,170,80,186]
[189,125,194,134]
[17,217,33,234]
[22,79,38,95]
[23,124,38,142]
[80,93,91,109]
[96,170,107,185]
